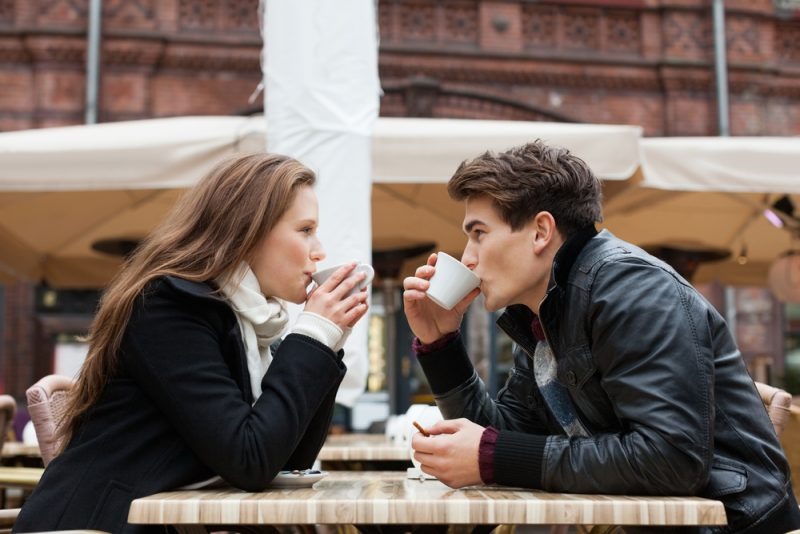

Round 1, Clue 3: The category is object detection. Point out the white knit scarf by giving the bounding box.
[218,262,289,403]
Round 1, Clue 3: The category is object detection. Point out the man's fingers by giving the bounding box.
[426,418,467,435]
[413,264,436,280]
[453,287,481,313]
[403,275,430,292]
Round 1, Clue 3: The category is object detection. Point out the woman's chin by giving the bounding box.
[289,292,307,305]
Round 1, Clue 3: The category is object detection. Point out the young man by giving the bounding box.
[403,140,800,533]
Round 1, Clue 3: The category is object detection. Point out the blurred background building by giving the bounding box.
[1,0,799,421]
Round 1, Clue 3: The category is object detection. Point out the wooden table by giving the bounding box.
[128,471,726,528]
[0,466,43,488]
[0,466,44,508]
[1,441,43,468]
[318,434,409,462]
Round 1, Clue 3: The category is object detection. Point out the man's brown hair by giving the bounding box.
[448,140,603,238]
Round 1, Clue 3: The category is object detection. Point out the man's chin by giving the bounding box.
[483,295,502,313]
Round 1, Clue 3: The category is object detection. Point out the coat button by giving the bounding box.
[565,371,577,386]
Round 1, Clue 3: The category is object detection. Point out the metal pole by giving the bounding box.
[712,0,729,136]
[85,0,102,124]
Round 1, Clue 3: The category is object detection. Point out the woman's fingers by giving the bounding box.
[319,263,358,292]
[345,302,369,328]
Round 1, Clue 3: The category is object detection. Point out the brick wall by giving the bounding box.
[0,0,798,393]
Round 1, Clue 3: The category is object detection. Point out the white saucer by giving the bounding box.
[406,467,437,481]
[270,469,329,488]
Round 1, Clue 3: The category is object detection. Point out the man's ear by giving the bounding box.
[531,211,558,254]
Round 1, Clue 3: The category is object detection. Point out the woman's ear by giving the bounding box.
[531,211,558,254]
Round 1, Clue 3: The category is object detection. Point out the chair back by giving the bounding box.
[25,375,76,467]
[754,381,793,437]
[0,394,16,450]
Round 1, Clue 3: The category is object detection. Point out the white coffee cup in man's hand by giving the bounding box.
[425,252,480,310]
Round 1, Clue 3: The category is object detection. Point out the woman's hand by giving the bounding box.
[402,253,480,344]
[305,262,369,330]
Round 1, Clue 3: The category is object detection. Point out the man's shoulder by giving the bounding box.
[569,231,684,292]
[577,231,665,272]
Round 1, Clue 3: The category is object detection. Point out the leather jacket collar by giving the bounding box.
[498,225,598,348]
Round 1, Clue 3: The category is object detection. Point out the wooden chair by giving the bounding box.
[25,375,75,467]
[0,376,75,532]
[0,395,15,451]
[754,381,793,437]
[0,395,18,512]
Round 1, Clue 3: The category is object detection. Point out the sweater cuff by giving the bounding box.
[478,426,499,484]
[291,312,343,351]
[332,326,352,353]
[412,330,460,354]
[493,431,548,489]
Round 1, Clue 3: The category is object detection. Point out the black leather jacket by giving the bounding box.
[418,229,799,533]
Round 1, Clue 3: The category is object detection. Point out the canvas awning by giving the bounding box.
[0,116,642,287]
[603,137,800,286]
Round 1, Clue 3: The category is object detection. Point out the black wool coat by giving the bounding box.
[14,276,346,533]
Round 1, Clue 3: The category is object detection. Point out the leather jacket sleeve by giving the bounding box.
[417,335,551,434]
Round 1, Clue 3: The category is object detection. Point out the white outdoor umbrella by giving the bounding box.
[603,136,800,287]
[0,115,642,287]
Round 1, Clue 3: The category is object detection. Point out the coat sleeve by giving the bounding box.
[122,282,345,491]
[417,335,551,434]
[538,258,714,495]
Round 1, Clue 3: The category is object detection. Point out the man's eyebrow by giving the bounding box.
[463,219,484,233]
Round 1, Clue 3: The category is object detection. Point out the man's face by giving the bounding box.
[460,196,555,313]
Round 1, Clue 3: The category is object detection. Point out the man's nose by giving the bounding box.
[461,243,477,270]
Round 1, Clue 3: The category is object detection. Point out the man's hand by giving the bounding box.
[402,253,480,344]
[411,418,485,488]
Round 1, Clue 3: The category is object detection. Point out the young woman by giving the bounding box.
[14,153,370,533]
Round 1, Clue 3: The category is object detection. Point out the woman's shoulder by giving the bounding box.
[136,275,231,318]
[143,275,219,300]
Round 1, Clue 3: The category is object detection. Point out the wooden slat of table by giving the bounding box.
[128,471,726,526]
[317,434,409,461]
[1,442,41,458]
[0,466,44,488]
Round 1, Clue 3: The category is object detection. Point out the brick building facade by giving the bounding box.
[1,0,799,398]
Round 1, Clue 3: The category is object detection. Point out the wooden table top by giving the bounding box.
[1,442,41,458]
[0,466,44,488]
[128,471,726,526]
[317,433,409,461]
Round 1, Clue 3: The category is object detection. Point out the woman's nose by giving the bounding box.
[310,239,326,263]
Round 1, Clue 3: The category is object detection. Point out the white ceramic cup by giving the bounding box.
[311,263,375,296]
[425,252,480,310]
[406,405,443,478]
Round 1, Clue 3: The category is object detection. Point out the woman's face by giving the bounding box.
[250,185,325,303]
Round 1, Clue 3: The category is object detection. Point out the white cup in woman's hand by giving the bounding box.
[312,263,374,296]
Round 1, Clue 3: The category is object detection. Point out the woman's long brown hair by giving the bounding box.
[58,153,315,446]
